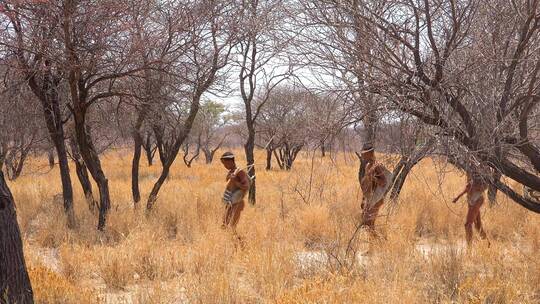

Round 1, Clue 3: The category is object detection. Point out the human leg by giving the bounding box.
[473,204,490,246]
[465,201,482,246]
[229,200,245,230]
[222,204,233,228]
[361,199,384,229]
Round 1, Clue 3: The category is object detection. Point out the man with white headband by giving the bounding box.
[220,151,250,233]
[359,144,391,233]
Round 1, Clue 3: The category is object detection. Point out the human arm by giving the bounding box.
[232,170,250,191]
[370,164,387,187]
[452,183,471,203]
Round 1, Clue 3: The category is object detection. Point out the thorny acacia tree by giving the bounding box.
[125,0,193,206]
[356,0,540,211]
[295,0,377,153]
[257,85,309,170]
[145,0,238,210]
[0,69,45,181]
[0,2,78,228]
[183,100,229,165]
[61,0,148,230]
[236,0,294,204]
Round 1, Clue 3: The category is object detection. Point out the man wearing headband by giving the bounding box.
[220,152,250,233]
[359,144,391,233]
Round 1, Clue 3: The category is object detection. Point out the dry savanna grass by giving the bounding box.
[9,149,540,303]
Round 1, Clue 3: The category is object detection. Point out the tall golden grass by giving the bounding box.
[10,149,540,303]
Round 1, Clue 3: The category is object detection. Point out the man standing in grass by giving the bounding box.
[359,144,392,232]
[220,152,250,233]
[453,169,490,247]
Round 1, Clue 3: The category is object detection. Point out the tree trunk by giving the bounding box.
[132,132,143,206]
[143,133,155,167]
[388,161,414,201]
[245,128,256,205]
[182,136,201,168]
[69,138,97,213]
[146,132,192,210]
[77,135,110,231]
[47,149,55,169]
[321,140,326,157]
[145,91,202,210]
[358,117,377,183]
[5,150,28,181]
[74,158,97,213]
[0,172,34,304]
[22,45,76,229]
[0,144,7,171]
[488,170,502,206]
[53,134,77,228]
[41,95,76,228]
[265,148,273,170]
[203,148,213,164]
[146,163,171,210]
[73,117,111,231]
[388,140,434,201]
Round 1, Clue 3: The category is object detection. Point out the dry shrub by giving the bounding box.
[274,275,414,304]
[183,232,243,303]
[414,203,437,238]
[133,244,185,281]
[425,247,464,302]
[29,265,95,304]
[296,205,333,249]
[98,249,135,290]
[10,150,540,303]
[243,243,296,299]
[33,211,70,248]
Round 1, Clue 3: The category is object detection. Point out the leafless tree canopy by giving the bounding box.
[0,0,539,227]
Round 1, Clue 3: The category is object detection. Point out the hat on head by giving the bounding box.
[220,151,235,160]
[361,143,374,153]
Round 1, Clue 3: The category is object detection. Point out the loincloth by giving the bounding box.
[222,188,246,205]
[467,191,484,206]
[363,167,392,208]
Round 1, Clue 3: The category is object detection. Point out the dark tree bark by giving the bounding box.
[244,126,257,204]
[71,116,111,230]
[47,148,55,169]
[47,149,54,169]
[5,149,29,181]
[265,147,273,170]
[0,172,34,304]
[202,134,226,165]
[146,94,204,210]
[152,124,168,166]
[274,143,303,170]
[63,1,112,230]
[69,137,97,213]
[357,118,376,183]
[203,148,215,164]
[5,0,76,228]
[28,68,77,229]
[488,170,502,206]
[183,135,201,168]
[131,113,147,207]
[132,131,143,205]
[4,133,36,181]
[0,143,7,171]
[142,133,156,166]
[387,140,435,200]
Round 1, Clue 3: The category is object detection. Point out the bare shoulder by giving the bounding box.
[236,169,247,178]
[372,162,387,173]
